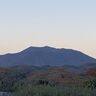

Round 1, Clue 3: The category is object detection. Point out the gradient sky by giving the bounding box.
[0,0,96,57]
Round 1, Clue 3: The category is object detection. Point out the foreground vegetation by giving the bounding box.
[15,84,96,96]
[1,82,96,96]
[0,67,96,96]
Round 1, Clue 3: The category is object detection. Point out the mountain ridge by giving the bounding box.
[0,46,96,67]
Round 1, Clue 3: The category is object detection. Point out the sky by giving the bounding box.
[0,0,96,57]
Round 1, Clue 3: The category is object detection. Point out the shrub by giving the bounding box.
[84,79,96,89]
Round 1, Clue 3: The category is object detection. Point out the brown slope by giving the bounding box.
[27,68,90,87]
[86,68,96,77]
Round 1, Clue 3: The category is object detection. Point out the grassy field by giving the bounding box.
[15,85,96,96]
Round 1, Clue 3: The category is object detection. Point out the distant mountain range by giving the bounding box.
[0,46,96,67]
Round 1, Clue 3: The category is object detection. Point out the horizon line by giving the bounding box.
[0,46,95,59]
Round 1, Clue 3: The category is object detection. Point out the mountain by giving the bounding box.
[0,46,96,67]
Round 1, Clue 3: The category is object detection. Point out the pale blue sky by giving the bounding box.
[0,0,96,57]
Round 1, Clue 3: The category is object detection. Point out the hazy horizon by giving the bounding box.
[0,0,96,57]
